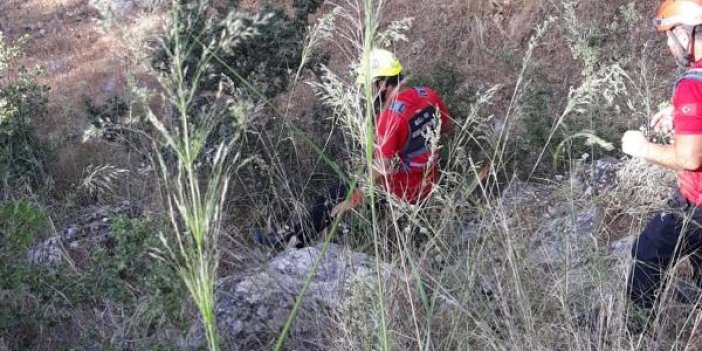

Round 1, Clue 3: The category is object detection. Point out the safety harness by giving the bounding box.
[675,68,702,88]
[387,87,441,173]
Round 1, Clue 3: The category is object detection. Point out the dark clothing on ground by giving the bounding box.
[290,184,351,246]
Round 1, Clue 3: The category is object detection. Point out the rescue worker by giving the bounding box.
[253,48,452,247]
[622,0,702,323]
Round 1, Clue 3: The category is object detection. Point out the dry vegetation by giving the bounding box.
[1,0,700,350]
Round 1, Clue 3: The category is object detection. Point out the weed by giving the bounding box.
[135,1,266,349]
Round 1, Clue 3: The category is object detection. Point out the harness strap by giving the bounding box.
[675,68,702,89]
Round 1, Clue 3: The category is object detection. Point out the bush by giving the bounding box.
[0,200,53,349]
[511,66,557,171]
[151,0,326,100]
[0,33,50,196]
[0,200,50,250]
[89,215,183,314]
[0,213,184,350]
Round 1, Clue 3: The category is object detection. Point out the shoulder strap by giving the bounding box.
[675,69,702,89]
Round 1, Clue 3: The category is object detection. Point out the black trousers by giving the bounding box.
[293,184,350,245]
[628,190,702,309]
[286,183,386,247]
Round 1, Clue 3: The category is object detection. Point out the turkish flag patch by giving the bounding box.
[677,103,700,116]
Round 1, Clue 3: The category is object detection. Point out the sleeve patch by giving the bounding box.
[414,87,428,97]
[389,101,406,114]
[677,103,700,116]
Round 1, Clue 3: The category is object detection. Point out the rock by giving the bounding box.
[104,76,119,94]
[611,235,635,263]
[63,225,81,240]
[592,158,620,191]
[185,244,392,350]
[26,202,136,267]
[27,237,62,266]
[48,59,68,74]
[576,157,621,195]
[111,0,136,17]
[610,235,636,278]
[576,207,596,237]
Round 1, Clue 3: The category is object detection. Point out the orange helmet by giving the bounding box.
[654,0,702,32]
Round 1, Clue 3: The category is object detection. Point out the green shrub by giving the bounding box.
[0,200,50,250]
[152,0,326,100]
[89,216,183,315]
[0,213,184,350]
[0,69,50,194]
[511,67,557,171]
[0,33,50,195]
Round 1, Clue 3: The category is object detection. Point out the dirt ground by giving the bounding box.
[0,0,165,192]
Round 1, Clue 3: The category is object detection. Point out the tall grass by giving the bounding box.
[359,0,391,350]
[274,0,702,350]
[140,1,264,350]
[138,0,702,350]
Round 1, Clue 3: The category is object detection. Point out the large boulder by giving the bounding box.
[186,244,393,351]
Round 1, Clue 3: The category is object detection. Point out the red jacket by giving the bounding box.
[674,61,702,205]
[375,86,451,203]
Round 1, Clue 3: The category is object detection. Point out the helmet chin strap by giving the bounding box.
[669,26,696,68]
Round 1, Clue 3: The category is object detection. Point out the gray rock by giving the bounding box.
[27,237,62,266]
[111,0,136,17]
[186,244,391,350]
[611,236,635,263]
[26,202,135,267]
[593,158,620,190]
[48,59,68,74]
[63,225,81,241]
[104,76,119,94]
[576,157,621,195]
[576,207,596,237]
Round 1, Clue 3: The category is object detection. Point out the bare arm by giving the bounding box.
[623,131,702,171]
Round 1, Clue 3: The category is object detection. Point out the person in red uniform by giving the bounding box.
[364,48,451,202]
[254,48,452,247]
[622,0,702,323]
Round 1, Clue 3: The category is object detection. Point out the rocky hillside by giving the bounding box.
[1,0,698,350]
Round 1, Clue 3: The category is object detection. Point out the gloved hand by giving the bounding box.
[330,189,364,218]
